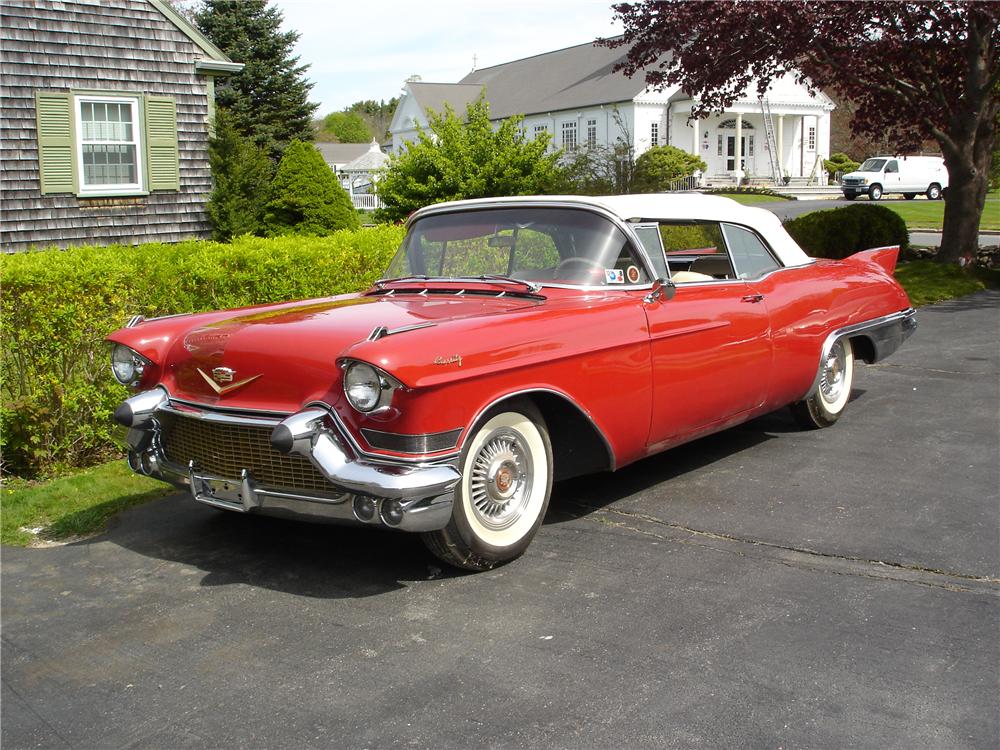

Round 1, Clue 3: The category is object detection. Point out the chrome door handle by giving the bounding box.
[741,294,764,303]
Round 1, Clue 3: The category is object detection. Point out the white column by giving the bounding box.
[777,115,784,174]
[692,115,699,157]
[735,113,743,178]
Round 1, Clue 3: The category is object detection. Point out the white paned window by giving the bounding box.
[561,121,578,151]
[533,124,548,139]
[650,122,659,147]
[748,135,754,157]
[586,119,597,148]
[76,96,143,193]
[808,126,816,150]
[717,134,724,156]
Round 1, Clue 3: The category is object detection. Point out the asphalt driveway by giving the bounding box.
[3,292,998,749]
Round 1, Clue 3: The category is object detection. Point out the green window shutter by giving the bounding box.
[144,96,180,191]
[35,92,76,194]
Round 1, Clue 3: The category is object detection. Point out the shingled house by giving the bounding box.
[0,0,243,252]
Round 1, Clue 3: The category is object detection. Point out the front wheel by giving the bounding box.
[422,402,553,571]
[927,183,942,200]
[791,338,855,429]
[868,184,883,201]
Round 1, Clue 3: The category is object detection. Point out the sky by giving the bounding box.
[271,0,625,116]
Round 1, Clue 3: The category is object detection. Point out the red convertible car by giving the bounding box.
[108,195,916,570]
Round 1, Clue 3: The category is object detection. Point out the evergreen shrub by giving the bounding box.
[1,227,403,478]
[783,204,909,260]
[265,140,360,235]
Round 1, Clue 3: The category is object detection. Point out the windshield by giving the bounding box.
[385,207,650,287]
[858,158,887,172]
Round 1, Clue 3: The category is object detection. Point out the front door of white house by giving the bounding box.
[726,136,749,172]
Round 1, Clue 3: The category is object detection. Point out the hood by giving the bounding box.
[111,292,544,413]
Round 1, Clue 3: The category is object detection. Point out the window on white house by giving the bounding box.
[76,96,143,193]
[807,126,816,150]
[717,134,724,156]
[533,124,548,139]
[586,119,597,148]
[562,121,578,151]
[748,135,754,157]
[650,122,659,147]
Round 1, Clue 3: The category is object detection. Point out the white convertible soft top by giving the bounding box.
[417,194,814,269]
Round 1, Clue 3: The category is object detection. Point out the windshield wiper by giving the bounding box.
[374,275,430,288]
[465,275,541,294]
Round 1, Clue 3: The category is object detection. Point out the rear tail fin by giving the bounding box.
[846,246,900,275]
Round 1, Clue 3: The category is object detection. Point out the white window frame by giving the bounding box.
[75,94,144,196]
[586,118,597,149]
[807,126,816,151]
[561,121,578,151]
[650,121,659,147]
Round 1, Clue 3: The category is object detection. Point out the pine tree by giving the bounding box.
[195,0,317,159]
[264,140,360,236]
[205,111,273,240]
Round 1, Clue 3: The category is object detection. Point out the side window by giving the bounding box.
[721,223,781,279]
[659,222,735,283]
[631,224,668,279]
[886,160,899,174]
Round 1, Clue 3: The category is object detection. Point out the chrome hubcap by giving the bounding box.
[469,429,532,530]
[820,340,847,404]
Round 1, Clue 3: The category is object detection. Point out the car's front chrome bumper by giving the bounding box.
[115,390,460,532]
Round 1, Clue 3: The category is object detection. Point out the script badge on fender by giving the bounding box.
[196,367,262,396]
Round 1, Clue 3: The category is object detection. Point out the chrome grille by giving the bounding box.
[157,411,334,492]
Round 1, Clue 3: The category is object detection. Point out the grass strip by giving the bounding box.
[2,460,172,546]
[895,261,998,306]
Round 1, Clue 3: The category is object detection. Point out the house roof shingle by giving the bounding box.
[458,39,649,119]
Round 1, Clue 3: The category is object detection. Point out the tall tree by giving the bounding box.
[603,0,1000,263]
[320,111,373,143]
[375,95,563,222]
[195,0,317,159]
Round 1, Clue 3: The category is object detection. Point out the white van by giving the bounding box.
[841,155,949,201]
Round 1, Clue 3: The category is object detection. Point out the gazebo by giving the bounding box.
[338,139,388,211]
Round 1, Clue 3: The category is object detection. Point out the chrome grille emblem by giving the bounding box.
[212,367,235,383]
[196,367,262,396]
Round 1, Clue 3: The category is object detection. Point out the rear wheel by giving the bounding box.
[903,193,917,200]
[422,401,552,571]
[868,184,883,201]
[927,183,942,200]
[791,338,855,429]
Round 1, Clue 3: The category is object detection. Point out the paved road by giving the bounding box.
[4,293,999,749]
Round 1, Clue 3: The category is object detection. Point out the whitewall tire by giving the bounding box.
[791,337,855,429]
[422,401,552,571]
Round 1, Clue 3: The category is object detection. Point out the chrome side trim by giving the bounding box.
[361,427,463,454]
[805,308,917,398]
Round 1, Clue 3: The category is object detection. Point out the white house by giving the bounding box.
[389,40,834,185]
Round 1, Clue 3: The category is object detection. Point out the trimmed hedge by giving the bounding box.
[1,227,404,478]
[783,204,909,260]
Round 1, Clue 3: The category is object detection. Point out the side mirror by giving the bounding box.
[644,277,676,304]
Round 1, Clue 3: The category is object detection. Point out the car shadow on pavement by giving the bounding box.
[80,494,463,599]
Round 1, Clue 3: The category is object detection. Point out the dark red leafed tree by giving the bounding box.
[602,1,1000,263]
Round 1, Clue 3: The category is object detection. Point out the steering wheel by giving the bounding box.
[554,256,604,281]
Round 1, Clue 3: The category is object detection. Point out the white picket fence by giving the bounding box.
[351,193,383,211]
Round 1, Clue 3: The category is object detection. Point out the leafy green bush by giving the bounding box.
[265,140,360,235]
[632,145,706,192]
[374,94,563,222]
[0,228,403,478]
[783,204,909,260]
[824,152,861,176]
[206,111,274,240]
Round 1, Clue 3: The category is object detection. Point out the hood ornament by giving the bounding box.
[196,367,261,396]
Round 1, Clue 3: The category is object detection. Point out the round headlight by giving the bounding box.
[111,344,147,385]
[344,362,382,412]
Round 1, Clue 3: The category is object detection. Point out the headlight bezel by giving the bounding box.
[110,343,151,387]
[341,359,402,414]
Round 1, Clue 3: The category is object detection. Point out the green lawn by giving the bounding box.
[872,192,1000,230]
[2,460,172,546]
[712,192,788,205]
[895,261,997,306]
